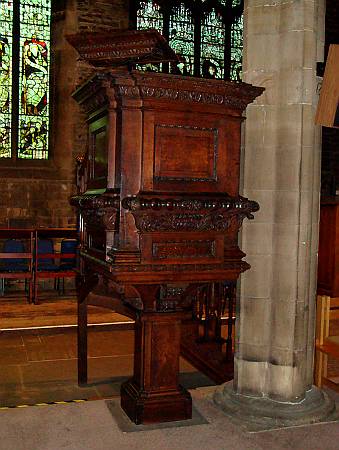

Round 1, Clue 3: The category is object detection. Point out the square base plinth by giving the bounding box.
[121,379,192,425]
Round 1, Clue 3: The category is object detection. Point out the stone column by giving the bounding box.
[215,0,335,429]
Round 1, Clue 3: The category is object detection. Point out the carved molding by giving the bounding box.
[139,85,245,110]
[66,29,178,68]
[72,70,265,113]
[73,86,109,115]
[71,194,120,231]
[89,257,250,275]
[122,195,259,232]
[132,71,263,110]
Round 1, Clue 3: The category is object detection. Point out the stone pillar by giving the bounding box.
[215,0,336,429]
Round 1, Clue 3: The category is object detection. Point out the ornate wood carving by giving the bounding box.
[152,240,216,260]
[66,29,178,68]
[72,70,264,114]
[122,194,259,232]
[71,194,120,231]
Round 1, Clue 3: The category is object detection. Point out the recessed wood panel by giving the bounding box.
[152,240,215,260]
[141,233,224,264]
[150,321,180,389]
[154,124,218,182]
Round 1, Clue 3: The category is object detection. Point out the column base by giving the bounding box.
[214,382,337,432]
[121,379,192,425]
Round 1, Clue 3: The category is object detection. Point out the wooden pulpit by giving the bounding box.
[70,36,263,423]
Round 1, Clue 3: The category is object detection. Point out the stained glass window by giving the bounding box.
[136,0,163,72]
[133,0,244,81]
[168,5,194,76]
[201,10,225,79]
[0,0,51,160]
[137,0,163,32]
[0,1,13,158]
[230,15,243,81]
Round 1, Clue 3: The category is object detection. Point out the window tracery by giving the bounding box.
[132,0,243,81]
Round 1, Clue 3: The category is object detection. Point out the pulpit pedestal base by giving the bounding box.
[120,302,192,424]
[121,380,192,425]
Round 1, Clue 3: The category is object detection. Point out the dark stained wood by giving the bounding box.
[71,61,263,424]
[317,197,339,297]
[66,29,178,68]
[121,285,192,424]
[181,321,234,385]
[181,281,236,384]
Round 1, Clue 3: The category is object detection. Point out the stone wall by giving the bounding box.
[0,0,129,228]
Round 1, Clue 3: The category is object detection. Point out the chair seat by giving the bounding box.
[0,264,29,272]
[37,264,59,272]
[59,263,76,270]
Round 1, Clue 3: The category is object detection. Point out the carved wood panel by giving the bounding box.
[154,124,218,182]
[141,233,224,264]
[142,110,232,193]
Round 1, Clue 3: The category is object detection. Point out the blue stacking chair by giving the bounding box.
[58,239,78,295]
[0,237,33,302]
[34,238,59,302]
[59,239,78,270]
[2,240,28,272]
[36,239,58,272]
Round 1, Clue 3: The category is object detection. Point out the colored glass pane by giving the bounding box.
[18,0,51,159]
[0,0,13,158]
[136,1,243,80]
[137,0,163,32]
[169,5,194,76]
[201,9,225,79]
[136,0,163,72]
[230,15,243,81]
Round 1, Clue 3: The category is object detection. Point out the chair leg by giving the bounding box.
[28,279,33,304]
[34,277,39,304]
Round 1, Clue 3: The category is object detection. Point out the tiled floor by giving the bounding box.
[0,327,214,407]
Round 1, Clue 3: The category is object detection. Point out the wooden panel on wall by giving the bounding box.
[315,44,339,128]
[317,197,339,297]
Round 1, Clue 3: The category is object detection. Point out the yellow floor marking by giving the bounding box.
[0,399,87,410]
